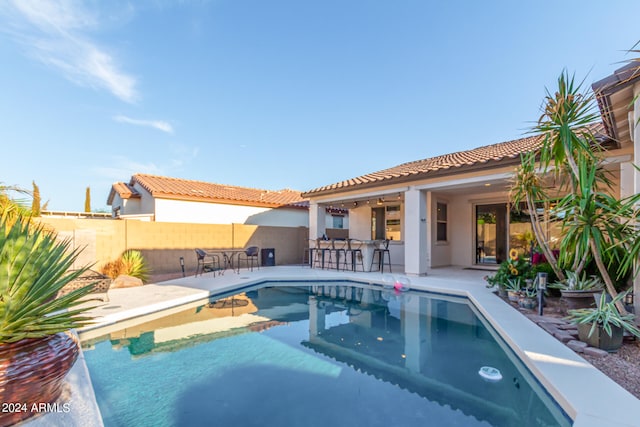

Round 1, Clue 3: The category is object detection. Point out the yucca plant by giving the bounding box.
[0,216,95,343]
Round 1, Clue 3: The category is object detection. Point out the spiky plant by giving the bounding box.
[100,250,150,283]
[0,216,94,343]
[121,250,150,283]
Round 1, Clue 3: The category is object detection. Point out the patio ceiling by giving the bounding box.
[593,61,640,147]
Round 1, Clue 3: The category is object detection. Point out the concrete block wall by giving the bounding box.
[38,218,309,276]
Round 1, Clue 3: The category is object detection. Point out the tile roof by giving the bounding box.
[112,182,140,199]
[123,174,307,208]
[107,182,140,205]
[303,133,545,196]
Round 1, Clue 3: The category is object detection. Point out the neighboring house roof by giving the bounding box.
[106,182,140,205]
[112,174,307,208]
[592,61,640,145]
[303,133,545,197]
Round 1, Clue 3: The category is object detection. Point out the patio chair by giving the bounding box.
[237,246,260,272]
[195,248,222,277]
[370,239,392,273]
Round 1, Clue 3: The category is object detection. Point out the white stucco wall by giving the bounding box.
[348,206,372,240]
[154,198,309,226]
[449,196,472,266]
[430,195,451,267]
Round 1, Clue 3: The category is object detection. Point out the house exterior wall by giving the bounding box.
[153,198,309,226]
[430,194,451,267]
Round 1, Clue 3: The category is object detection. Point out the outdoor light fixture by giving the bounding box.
[180,256,185,277]
[377,198,384,205]
[537,272,547,316]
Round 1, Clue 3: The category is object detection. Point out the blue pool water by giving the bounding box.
[81,281,571,427]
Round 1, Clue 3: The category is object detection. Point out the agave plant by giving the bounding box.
[121,250,150,283]
[0,216,94,343]
[100,249,150,283]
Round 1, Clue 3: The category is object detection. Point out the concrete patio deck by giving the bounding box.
[29,266,640,427]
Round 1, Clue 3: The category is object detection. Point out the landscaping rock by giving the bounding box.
[557,322,576,330]
[553,331,576,343]
[583,346,610,358]
[537,322,561,335]
[567,340,588,352]
[111,275,144,289]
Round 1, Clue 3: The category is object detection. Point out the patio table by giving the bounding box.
[208,249,246,273]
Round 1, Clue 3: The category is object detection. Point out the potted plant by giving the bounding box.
[565,292,640,352]
[504,278,523,302]
[0,216,95,425]
[485,253,532,299]
[549,270,604,310]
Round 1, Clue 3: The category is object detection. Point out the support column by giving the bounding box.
[404,188,428,275]
[308,296,325,338]
[633,83,640,318]
[309,202,325,240]
[402,296,428,373]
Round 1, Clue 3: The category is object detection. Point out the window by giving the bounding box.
[436,202,447,242]
[371,205,402,240]
[385,205,401,240]
[332,215,344,229]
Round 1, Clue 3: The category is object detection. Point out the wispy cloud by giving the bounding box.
[93,156,163,182]
[1,0,138,103]
[113,115,174,134]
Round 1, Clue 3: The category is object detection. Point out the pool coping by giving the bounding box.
[35,266,640,427]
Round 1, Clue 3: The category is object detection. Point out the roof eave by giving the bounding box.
[302,156,524,198]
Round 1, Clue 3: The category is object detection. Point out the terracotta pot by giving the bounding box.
[0,332,79,426]
[577,323,623,352]
[561,289,599,310]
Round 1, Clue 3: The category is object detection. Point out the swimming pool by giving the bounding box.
[81,280,571,426]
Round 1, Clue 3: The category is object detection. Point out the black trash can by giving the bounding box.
[261,248,275,266]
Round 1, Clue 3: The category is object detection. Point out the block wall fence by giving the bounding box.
[38,217,311,277]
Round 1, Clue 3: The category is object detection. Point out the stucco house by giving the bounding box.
[302,63,639,287]
[107,173,348,228]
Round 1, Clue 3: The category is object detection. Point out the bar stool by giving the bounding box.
[303,239,315,267]
[313,238,331,269]
[344,238,365,271]
[370,239,392,273]
[330,239,347,271]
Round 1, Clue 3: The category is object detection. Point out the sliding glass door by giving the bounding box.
[475,204,507,265]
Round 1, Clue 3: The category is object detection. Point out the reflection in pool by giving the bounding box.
[81,281,571,427]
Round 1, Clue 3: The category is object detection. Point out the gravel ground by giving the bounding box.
[581,338,640,399]
[513,295,640,400]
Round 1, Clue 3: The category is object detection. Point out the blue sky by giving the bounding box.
[0,1,638,212]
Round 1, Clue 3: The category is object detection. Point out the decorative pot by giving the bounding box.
[518,296,538,310]
[577,323,624,352]
[507,291,520,302]
[560,290,599,310]
[0,332,79,426]
[497,288,508,298]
